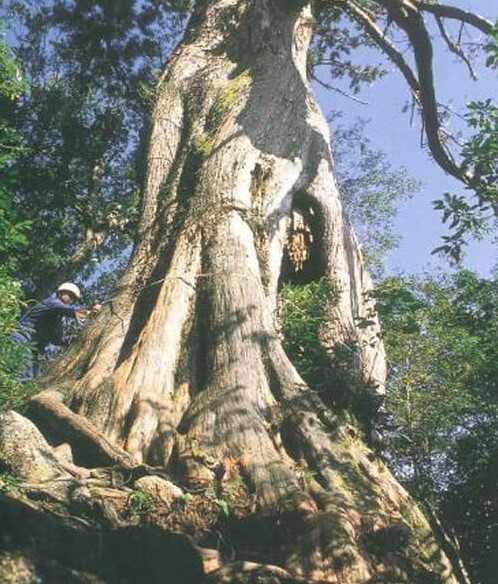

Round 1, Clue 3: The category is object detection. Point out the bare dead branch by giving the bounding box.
[312,73,369,104]
[435,15,477,80]
[439,125,465,148]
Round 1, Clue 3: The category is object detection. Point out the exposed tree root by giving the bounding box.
[25,390,136,468]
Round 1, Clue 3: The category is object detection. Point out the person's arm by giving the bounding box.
[45,295,102,318]
[74,304,102,320]
[44,295,86,316]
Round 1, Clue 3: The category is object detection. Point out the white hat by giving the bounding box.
[57,282,81,300]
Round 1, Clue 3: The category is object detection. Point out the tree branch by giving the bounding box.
[312,73,370,104]
[370,0,471,184]
[338,0,420,97]
[327,0,495,187]
[414,0,494,35]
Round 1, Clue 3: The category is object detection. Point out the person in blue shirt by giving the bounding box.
[11,282,102,380]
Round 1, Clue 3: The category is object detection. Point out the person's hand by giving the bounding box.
[91,303,103,313]
[75,309,90,320]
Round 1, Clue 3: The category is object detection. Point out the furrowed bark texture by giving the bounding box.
[42,1,458,582]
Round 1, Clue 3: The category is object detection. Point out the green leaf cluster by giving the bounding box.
[0,266,39,411]
[310,3,386,92]
[1,0,186,295]
[432,23,498,263]
[0,33,37,409]
[279,269,497,580]
[376,270,497,584]
[441,426,497,584]
[483,20,498,68]
[279,277,339,393]
[126,488,156,518]
[279,277,374,420]
[0,36,30,268]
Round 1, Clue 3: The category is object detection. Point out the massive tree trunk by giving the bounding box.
[15,1,461,582]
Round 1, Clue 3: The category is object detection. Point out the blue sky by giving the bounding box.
[317,0,496,277]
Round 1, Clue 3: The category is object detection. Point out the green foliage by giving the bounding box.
[0,267,39,411]
[279,277,339,393]
[432,24,498,263]
[213,497,232,518]
[441,427,497,584]
[1,0,187,294]
[310,3,386,92]
[313,8,497,263]
[377,272,497,490]
[483,20,498,69]
[11,75,141,293]
[0,34,37,410]
[180,492,193,506]
[0,471,22,492]
[376,270,498,584]
[464,99,498,193]
[0,34,31,268]
[127,488,156,517]
[279,277,374,419]
[332,115,421,277]
[432,98,498,263]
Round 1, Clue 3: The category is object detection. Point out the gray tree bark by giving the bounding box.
[35,1,460,582]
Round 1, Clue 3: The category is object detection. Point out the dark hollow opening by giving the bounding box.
[278,191,326,289]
